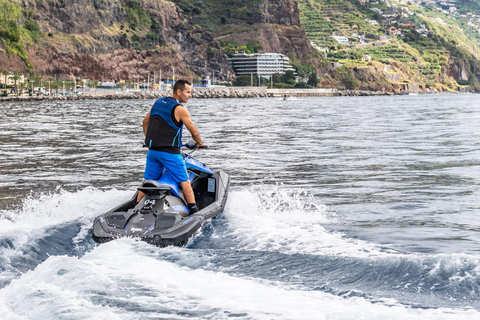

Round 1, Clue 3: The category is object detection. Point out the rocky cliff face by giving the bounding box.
[34,0,126,35]
[194,0,314,60]
[1,0,316,81]
[447,59,470,82]
[1,0,234,80]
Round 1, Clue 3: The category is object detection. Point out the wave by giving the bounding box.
[199,187,480,309]
[0,187,132,288]
[1,240,478,320]
[1,186,480,316]
[221,186,394,257]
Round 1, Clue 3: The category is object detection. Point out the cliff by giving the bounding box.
[1,0,479,92]
[170,0,322,78]
[0,0,234,80]
[1,0,316,81]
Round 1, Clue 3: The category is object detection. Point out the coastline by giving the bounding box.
[0,88,475,102]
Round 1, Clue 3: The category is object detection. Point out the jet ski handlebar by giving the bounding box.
[142,142,208,150]
[183,141,208,150]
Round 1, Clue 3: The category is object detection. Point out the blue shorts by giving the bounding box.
[143,150,189,183]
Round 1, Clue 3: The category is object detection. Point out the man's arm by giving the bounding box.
[143,111,150,135]
[175,106,204,146]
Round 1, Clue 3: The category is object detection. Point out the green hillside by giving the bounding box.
[295,0,480,91]
[0,0,37,71]
[297,0,383,48]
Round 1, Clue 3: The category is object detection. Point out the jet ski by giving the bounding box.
[91,144,230,247]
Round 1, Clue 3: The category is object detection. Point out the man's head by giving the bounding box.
[172,79,192,103]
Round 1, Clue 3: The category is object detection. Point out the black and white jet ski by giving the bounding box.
[91,143,230,247]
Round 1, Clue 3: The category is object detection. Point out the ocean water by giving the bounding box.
[1,94,480,319]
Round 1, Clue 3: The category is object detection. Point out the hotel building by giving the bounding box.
[228,53,296,78]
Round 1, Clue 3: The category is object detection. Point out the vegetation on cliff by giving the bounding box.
[1,0,479,92]
[0,0,39,71]
[0,0,234,81]
[295,0,480,92]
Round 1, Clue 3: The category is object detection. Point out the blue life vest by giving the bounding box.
[145,96,183,154]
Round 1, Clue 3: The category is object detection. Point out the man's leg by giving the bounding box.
[138,151,164,203]
[179,180,195,203]
[179,180,197,213]
[136,190,146,202]
[157,152,197,213]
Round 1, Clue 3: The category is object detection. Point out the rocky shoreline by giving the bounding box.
[0,89,269,102]
[0,91,171,102]
[337,90,395,96]
[0,89,475,102]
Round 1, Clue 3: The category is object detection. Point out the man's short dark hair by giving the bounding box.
[173,79,191,93]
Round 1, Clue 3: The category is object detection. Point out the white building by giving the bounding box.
[227,53,296,78]
[0,72,25,86]
[362,55,372,62]
[332,36,350,44]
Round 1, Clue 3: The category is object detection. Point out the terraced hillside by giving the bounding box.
[295,0,480,91]
[297,0,382,48]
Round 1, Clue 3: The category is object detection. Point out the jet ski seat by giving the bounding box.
[137,180,173,196]
[139,170,198,199]
[155,174,180,197]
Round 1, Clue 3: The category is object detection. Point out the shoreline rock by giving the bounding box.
[0,88,476,102]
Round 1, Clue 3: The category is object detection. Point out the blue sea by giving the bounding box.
[1,94,480,319]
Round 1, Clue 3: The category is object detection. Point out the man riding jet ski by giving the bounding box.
[138,79,204,214]
[91,143,229,246]
[92,79,229,246]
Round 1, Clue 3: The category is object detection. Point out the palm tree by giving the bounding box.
[89,80,99,94]
[51,81,61,95]
[65,80,75,94]
[118,82,127,92]
[86,80,94,94]
[9,71,22,95]
[126,79,133,90]
[18,81,27,95]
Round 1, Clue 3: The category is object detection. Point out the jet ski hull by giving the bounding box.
[92,169,229,247]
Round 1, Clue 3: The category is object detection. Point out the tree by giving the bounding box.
[118,82,127,92]
[8,71,21,94]
[0,0,22,21]
[336,67,359,90]
[50,81,61,95]
[18,80,27,95]
[146,33,158,42]
[87,80,97,89]
[65,80,75,94]
[286,78,296,86]
[87,80,100,93]
[284,70,296,83]
[307,72,318,88]
[272,73,282,85]
[29,72,42,86]
[295,81,313,88]
[233,74,257,86]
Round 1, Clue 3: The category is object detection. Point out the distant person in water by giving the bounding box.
[137,79,206,214]
[283,95,287,100]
